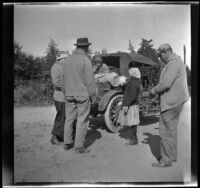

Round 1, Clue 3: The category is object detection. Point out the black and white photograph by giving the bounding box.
[2,2,198,187]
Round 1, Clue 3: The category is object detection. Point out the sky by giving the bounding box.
[14,3,191,68]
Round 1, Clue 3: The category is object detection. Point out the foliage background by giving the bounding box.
[14,39,57,106]
[14,39,191,106]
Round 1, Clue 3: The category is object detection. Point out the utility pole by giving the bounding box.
[183,45,186,64]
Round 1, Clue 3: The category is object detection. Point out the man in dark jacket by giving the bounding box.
[62,38,97,153]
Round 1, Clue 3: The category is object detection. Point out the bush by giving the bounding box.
[14,80,54,106]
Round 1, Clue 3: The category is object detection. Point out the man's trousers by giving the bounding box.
[159,104,183,163]
[52,100,65,141]
[64,96,90,148]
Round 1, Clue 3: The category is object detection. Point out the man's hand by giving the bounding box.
[123,106,128,115]
[142,91,150,98]
[150,87,156,96]
[141,88,156,98]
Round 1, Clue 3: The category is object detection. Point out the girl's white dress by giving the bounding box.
[118,105,140,126]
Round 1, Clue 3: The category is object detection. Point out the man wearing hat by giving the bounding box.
[149,43,189,167]
[62,37,97,153]
[50,52,67,144]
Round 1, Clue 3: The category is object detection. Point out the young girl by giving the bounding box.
[119,68,141,145]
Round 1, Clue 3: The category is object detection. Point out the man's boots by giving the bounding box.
[125,125,138,145]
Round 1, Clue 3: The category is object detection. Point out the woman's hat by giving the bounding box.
[128,68,141,79]
[74,37,91,46]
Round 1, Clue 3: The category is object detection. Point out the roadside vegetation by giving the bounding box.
[14,39,191,106]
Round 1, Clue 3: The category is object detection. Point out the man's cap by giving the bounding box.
[156,43,172,57]
[93,56,103,63]
[74,37,91,46]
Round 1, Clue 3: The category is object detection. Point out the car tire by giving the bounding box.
[104,94,123,133]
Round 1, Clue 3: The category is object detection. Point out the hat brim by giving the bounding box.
[74,42,91,46]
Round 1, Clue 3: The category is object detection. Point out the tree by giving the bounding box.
[14,41,45,84]
[137,38,161,86]
[26,55,44,80]
[137,38,160,64]
[14,41,26,81]
[128,40,135,53]
[102,48,107,54]
[94,51,100,56]
[44,39,60,70]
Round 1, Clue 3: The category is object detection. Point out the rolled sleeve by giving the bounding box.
[154,61,179,94]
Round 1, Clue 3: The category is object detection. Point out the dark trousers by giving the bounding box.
[159,104,183,162]
[52,100,65,141]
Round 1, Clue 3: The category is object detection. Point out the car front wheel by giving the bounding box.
[104,94,123,133]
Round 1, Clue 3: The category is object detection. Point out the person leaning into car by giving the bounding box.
[92,56,109,74]
[148,43,189,167]
[62,37,97,154]
[50,52,67,145]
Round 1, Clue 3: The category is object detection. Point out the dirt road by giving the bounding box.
[14,99,191,184]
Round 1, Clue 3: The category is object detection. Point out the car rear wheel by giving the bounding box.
[104,94,123,133]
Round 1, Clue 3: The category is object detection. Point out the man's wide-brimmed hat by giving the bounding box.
[156,43,172,57]
[74,37,91,46]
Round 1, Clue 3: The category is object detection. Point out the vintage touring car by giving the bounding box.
[90,52,161,133]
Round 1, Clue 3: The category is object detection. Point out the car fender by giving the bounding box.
[98,90,123,112]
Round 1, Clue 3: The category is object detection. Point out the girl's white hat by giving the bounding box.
[128,68,141,79]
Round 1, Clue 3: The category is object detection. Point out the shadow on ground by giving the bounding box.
[141,132,161,160]
[140,116,159,126]
[84,116,106,148]
[89,116,107,131]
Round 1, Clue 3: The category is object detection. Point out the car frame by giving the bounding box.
[90,51,160,133]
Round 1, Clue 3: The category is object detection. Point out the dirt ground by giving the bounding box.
[14,99,191,185]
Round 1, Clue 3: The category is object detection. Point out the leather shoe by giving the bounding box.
[63,143,74,150]
[125,139,138,145]
[159,157,176,163]
[75,147,90,154]
[152,161,172,167]
[50,136,61,145]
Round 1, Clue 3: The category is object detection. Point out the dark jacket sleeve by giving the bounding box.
[122,78,140,107]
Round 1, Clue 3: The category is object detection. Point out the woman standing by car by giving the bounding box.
[118,68,141,145]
